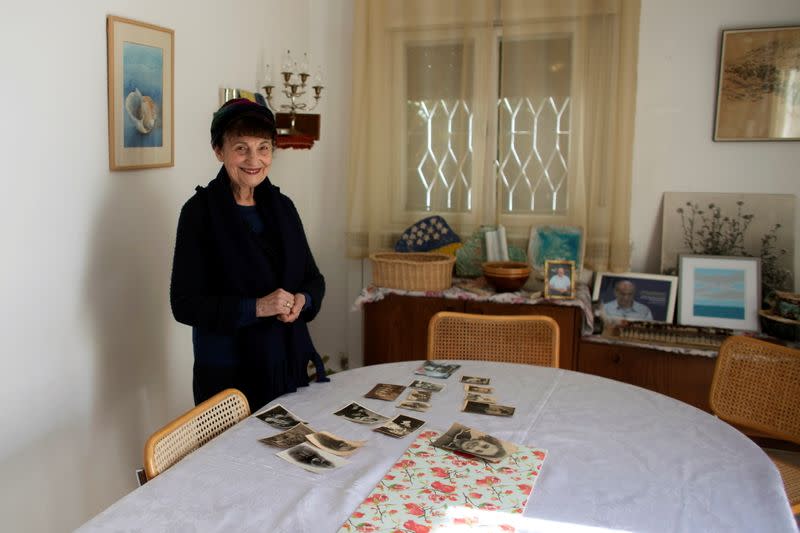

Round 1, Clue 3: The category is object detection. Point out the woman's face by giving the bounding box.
[462,438,499,456]
[214,134,273,192]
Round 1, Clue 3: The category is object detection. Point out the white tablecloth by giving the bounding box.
[77,362,796,533]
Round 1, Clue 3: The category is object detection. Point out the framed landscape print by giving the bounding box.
[107,16,174,170]
[593,272,678,323]
[713,26,800,141]
[678,255,761,331]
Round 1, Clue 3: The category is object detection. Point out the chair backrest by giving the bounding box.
[710,336,800,444]
[427,311,560,367]
[143,388,250,480]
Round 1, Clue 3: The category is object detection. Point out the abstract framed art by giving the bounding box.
[713,26,800,141]
[107,16,174,170]
[678,255,761,331]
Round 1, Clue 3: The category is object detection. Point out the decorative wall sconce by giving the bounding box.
[262,50,324,149]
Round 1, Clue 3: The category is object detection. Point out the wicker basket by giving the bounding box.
[370,252,455,291]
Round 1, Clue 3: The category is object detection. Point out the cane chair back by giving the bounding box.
[144,388,250,480]
[427,312,559,367]
[709,335,800,513]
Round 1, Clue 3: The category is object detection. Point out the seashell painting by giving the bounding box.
[125,88,158,134]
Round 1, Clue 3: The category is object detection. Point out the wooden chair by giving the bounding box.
[143,388,250,481]
[709,336,800,514]
[426,311,559,367]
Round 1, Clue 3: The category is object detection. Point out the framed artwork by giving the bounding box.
[107,16,174,170]
[678,255,761,331]
[544,259,575,299]
[713,26,800,141]
[593,272,678,323]
[528,225,584,275]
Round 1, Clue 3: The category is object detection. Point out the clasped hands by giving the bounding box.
[256,288,306,323]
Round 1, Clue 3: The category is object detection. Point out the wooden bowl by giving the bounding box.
[481,261,531,292]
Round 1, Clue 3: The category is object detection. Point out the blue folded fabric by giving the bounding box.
[395,216,460,252]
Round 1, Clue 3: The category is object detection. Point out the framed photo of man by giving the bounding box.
[544,260,576,299]
[593,272,678,323]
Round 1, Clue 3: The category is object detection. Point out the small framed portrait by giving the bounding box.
[544,260,576,299]
[678,255,761,331]
[593,272,679,323]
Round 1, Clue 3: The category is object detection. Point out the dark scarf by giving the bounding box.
[201,168,326,402]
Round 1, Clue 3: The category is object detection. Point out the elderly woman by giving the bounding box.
[170,98,326,409]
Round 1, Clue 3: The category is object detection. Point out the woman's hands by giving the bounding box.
[255,289,306,323]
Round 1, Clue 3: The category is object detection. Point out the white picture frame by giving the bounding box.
[678,255,761,331]
[593,272,678,323]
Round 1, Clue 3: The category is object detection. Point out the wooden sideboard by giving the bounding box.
[577,337,717,412]
[363,294,583,370]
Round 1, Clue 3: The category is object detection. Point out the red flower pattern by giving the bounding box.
[431,481,455,493]
[403,520,431,533]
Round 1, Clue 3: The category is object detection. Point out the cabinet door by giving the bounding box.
[463,301,580,370]
[577,340,716,412]
[363,294,464,365]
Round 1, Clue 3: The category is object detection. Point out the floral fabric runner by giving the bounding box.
[338,429,547,532]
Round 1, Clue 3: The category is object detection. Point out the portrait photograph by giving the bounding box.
[306,431,365,457]
[277,443,347,474]
[258,423,314,449]
[432,423,517,463]
[364,383,406,401]
[406,389,432,402]
[414,361,461,379]
[408,380,445,393]
[396,400,431,412]
[256,404,304,430]
[543,259,576,299]
[374,414,425,438]
[462,400,516,417]
[460,375,491,385]
[593,272,678,323]
[333,402,389,425]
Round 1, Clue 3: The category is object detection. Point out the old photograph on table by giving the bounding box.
[593,272,678,323]
[465,393,497,403]
[414,361,461,379]
[374,414,426,438]
[464,384,494,395]
[406,389,432,402]
[409,379,445,393]
[463,400,515,417]
[306,431,365,457]
[432,422,518,463]
[333,402,390,425]
[258,423,315,448]
[256,404,305,429]
[460,375,491,385]
[277,443,347,474]
[364,383,406,401]
[396,400,431,413]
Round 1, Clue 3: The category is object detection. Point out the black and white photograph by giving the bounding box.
[406,389,432,403]
[305,431,365,457]
[373,414,426,438]
[413,361,461,379]
[462,400,515,417]
[396,400,431,412]
[460,375,491,385]
[464,384,494,395]
[409,380,445,393]
[593,272,678,323]
[333,402,390,425]
[256,404,305,429]
[465,393,497,403]
[364,383,406,401]
[276,443,347,474]
[432,423,517,463]
[258,423,315,449]
[544,259,576,299]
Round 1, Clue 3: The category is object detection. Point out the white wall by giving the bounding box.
[632,0,800,284]
[1,0,798,531]
[0,1,353,531]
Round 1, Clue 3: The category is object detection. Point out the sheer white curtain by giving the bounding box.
[347,0,640,272]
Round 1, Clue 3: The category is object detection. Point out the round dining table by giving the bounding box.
[77,361,796,532]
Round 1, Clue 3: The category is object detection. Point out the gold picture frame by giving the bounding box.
[543,259,576,300]
[107,16,174,170]
[713,26,800,141]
